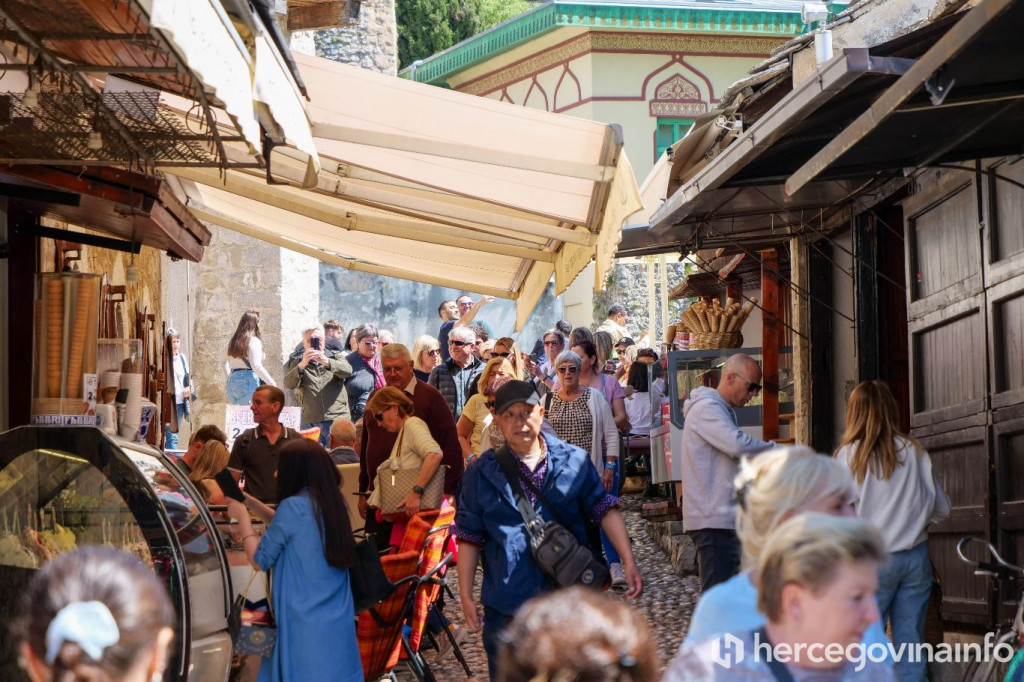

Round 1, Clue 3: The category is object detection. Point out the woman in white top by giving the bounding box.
[835,380,949,682]
[224,310,275,404]
[364,386,443,546]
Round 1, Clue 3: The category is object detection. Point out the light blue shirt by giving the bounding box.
[682,570,893,664]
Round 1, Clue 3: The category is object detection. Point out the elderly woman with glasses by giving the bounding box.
[345,323,385,421]
[528,329,565,390]
[546,350,625,586]
[364,386,443,522]
[412,334,442,382]
[457,357,514,461]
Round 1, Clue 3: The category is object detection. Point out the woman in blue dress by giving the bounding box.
[228,439,362,682]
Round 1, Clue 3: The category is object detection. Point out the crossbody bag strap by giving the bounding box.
[496,446,577,530]
[495,447,546,537]
[755,627,795,682]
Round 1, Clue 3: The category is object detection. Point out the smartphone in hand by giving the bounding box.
[214,469,246,502]
[310,337,322,351]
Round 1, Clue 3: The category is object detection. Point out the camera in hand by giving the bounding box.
[310,337,322,351]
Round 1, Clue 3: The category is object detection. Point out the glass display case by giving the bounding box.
[0,426,233,682]
[659,347,794,481]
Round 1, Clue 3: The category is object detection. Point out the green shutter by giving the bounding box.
[655,118,694,161]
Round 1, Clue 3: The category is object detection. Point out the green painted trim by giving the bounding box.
[400,2,817,85]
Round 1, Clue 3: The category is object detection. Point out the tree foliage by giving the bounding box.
[397,0,533,71]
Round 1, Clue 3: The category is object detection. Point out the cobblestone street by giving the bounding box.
[427,494,700,681]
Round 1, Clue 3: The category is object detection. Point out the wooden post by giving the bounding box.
[760,248,780,441]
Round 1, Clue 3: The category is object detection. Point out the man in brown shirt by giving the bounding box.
[228,386,302,503]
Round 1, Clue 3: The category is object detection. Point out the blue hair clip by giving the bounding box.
[45,601,120,664]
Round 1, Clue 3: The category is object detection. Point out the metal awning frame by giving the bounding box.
[787,0,1018,195]
[649,47,916,236]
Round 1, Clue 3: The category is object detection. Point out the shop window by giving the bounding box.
[656,118,694,161]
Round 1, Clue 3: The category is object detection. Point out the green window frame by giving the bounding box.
[656,118,695,161]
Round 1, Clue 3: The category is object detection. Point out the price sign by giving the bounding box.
[224,405,301,450]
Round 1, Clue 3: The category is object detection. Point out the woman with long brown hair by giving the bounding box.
[224,310,275,404]
[834,380,949,682]
[227,439,362,682]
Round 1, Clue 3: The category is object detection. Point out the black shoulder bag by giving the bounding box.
[495,447,610,590]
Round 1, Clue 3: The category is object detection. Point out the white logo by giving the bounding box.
[712,632,744,669]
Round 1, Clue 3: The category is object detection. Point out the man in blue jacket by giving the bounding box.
[455,380,643,679]
[680,353,775,592]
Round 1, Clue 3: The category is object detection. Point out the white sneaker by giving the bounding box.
[610,562,627,589]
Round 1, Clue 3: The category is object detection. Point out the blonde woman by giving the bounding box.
[492,337,526,380]
[678,446,892,660]
[457,357,513,459]
[669,514,895,681]
[364,387,443,521]
[835,380,949,682]
[411,335,441,382]
[187,439,231,504]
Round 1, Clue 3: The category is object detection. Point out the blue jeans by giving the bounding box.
[600,459,621,566]
[302,420,332,449]
[876,541,932,682]
[164,402,187,450]
[482,607,513,681]
[227,370,260,405]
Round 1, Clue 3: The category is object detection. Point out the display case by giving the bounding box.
[660,347,794,481]
[0,427,234,682]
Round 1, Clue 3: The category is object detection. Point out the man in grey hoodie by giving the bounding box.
[680,353,774,591]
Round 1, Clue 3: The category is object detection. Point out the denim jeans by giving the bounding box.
[302,420,332,449]
[227,370,260,405]
[600,459,621,566]
[876,541,932,682]
[482,607,513,681]
[688,528,742,592]
[164,402,187,450]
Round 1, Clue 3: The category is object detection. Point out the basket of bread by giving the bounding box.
[669,297,757,350]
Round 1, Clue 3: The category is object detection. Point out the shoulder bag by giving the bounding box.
[495,446,609,590]
[349,534,396,612]
[374,426,446,521]
[229,570,277,658]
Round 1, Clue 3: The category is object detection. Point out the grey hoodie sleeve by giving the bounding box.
[691,401,774,458]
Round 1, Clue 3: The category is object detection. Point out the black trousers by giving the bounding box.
[688,528,742,592]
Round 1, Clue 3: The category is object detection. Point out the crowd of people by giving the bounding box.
[30,297,949,682]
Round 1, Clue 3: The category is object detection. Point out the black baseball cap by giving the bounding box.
[617,337,635,348]
[493,380,541,414]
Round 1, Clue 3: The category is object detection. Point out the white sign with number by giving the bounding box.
[224,405,301,450]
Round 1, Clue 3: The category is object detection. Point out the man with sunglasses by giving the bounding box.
[429,325,484,419]
[436,294,495,362]
[680,352,775,592]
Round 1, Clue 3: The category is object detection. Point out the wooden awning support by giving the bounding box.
[761,247,781,441]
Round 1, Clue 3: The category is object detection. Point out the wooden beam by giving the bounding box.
[761,247,780,441]
[287,2,351,31]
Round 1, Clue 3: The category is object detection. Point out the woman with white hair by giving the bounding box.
[545,349,623,586]
[670,446,892,664]
[669,513,896,680]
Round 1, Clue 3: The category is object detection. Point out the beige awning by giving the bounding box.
[164,52,641,329]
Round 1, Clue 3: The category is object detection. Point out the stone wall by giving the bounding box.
[305,0,397,75]
[593,259,693,346]
[319,268,563,352]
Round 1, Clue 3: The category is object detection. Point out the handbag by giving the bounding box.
[495,447,610,590]
[229,570,277,658]
[374,427,446,521]
[349,534,395,613]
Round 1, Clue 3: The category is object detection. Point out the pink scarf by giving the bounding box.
[365,351,385,389]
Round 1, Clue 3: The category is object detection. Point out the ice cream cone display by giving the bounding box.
[677,297,757,350]
[32,273,100,425]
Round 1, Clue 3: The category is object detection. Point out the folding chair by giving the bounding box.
[357,550,420,681]
[397,507,473,680]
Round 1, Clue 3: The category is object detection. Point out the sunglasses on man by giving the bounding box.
[450,340,472,348]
